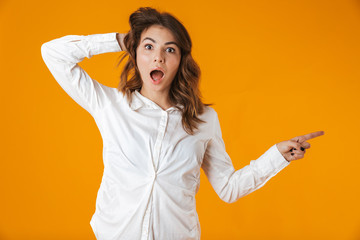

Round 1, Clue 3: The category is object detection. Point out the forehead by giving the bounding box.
[140,25,177,43]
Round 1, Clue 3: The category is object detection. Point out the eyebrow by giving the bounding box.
[142,37,179,48]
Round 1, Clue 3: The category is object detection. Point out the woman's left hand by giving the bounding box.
[276,131,325,162]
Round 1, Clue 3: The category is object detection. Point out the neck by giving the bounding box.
[139,88,173,111]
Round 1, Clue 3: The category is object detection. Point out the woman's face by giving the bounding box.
[136,24,181,96]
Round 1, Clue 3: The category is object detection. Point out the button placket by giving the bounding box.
[152,111,168,172]
[142,110,169,240]
[141,192,153,240]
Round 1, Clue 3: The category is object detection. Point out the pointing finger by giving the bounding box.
[302,131,325,141]
[292,131,325,143]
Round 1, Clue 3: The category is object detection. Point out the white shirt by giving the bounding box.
[41,32,290,240]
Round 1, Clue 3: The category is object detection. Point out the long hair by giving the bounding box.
[116,7,212,135]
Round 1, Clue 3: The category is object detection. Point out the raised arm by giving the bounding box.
[41,32,123,116]
[201,110,290,203]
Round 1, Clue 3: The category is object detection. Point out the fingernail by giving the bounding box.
[300,147,305,151]
[291,153,294,156]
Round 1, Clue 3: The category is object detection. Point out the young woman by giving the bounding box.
[41,7,324,240]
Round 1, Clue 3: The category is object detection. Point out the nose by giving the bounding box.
[154,50,164,63]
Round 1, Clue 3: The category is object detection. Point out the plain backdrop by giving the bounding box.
[1,0,359,239]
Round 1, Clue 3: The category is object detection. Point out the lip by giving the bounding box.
[149,67,166,85]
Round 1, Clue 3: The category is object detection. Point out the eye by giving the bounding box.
[145,44,153,50]
[166,47,175,53]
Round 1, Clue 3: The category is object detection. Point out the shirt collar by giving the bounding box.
[129,90,183,112]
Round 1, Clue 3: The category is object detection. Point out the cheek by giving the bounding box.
[170,58,181,73]
[136,53,146,65]
[136,55,149,74]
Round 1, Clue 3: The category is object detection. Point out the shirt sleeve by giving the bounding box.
[41,32,122,116]
[201,110,290,203]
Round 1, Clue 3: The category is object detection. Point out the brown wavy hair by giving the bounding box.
[116,7,212,135]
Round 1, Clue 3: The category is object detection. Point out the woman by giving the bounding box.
[41,7,324,240]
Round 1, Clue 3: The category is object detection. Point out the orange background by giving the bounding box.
[1,0,359,239]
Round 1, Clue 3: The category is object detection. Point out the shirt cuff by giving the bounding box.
[86,32,122,55]
[268,143,291,171]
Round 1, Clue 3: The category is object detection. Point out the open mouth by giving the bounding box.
[150,70,165,81]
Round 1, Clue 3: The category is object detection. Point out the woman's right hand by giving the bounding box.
[116,33,127,51]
